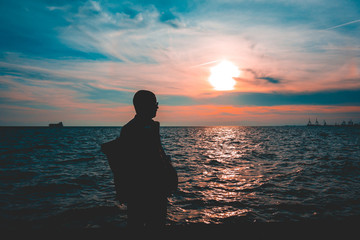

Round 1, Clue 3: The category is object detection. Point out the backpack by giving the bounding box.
[101,136,178,202]
[101,137,128,201]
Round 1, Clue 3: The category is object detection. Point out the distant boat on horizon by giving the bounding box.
[49,122,63,128]
[307,118,320,126]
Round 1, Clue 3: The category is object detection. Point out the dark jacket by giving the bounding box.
[109,115,177,203]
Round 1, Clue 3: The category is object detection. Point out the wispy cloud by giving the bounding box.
[325,19,360,30]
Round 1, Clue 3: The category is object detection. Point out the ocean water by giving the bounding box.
[1,126,360,229]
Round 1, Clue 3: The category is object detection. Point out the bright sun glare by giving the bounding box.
[209,60,240,90]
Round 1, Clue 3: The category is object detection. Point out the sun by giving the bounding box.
[209,60,240,90]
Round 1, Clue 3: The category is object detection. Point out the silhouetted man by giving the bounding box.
[114,90,177,230]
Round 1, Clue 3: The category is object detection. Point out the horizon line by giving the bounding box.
[0,124,337,128]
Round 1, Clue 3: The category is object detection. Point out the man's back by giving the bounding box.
[118,115,167,200]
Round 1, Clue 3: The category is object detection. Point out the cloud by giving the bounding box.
[237,68,281,84]
[1,0,360,125]
[53,0,360,94]
[46,5,70,12]
[206,89,360,106]
[158,9,185,28]
[157,105,360,126]
[58,0,189,63]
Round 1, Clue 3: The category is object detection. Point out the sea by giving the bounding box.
[1,126,360,230]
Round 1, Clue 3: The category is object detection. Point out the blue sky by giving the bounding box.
[0,0,359,126]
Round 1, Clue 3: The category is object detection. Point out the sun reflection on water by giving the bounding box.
[162,126,360,224]
[166,127,268,223]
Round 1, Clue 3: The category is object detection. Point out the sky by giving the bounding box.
[0,0,360,126]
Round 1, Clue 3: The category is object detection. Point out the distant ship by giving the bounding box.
[307,118,313,126]
[49,122,63,128]
[314,118,320,126]
[307,118,320,126]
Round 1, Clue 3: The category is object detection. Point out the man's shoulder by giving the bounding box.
[120,118,137,137]
[121,118,160,134]
[122,118,136,129]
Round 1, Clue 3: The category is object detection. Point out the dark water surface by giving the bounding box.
[1,126,360,229]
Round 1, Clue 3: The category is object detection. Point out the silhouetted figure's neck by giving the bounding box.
[134,114,153,125]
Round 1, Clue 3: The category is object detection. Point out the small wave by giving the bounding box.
[282,187,317,198]
[58,157,95,164]
[70,174,96,186]
[240,183,278,193]
[0,170,37,182]
[319,132,329,137]
[22,206,127,229]
[18,182,82,194]
[205,159,223,166]
[271,202,319,219]
[59,206,124,218]
[2,145,52,154]
[176,199,208,209]
[34,145,52,150]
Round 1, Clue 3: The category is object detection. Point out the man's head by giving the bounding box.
[133,90,158,119]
